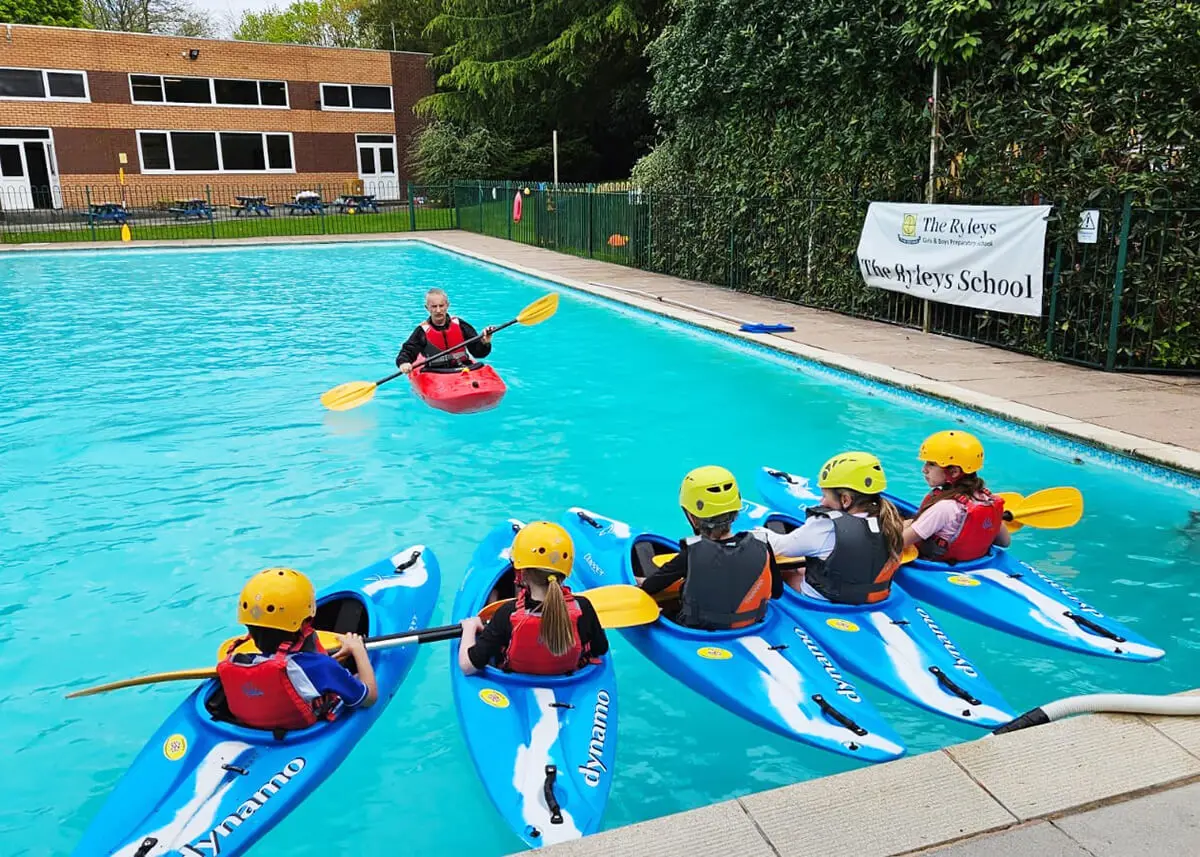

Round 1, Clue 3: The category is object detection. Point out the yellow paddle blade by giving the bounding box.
[1010,487,1083,529]
[66,667,217,699]
[585,584,661,626]
[216,630,342,661]
[900,544,919,564]
[995,492,1026,532]
[516,292,559,326]
[652,552,676,567]
[320,380,378,412]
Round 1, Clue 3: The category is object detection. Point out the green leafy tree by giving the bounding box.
[416,0,666,179]
[357,0,443,52]
[84,0,214,35]
[407,121,513,185]
[0,0,86,27]
[233,0,368,47]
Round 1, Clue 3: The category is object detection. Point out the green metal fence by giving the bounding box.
[454,181,1200,373]
[0,182,456,244]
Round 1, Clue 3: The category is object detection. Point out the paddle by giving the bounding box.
[65,582,655,700]
[994,487,1083,533]
[320,293,560,412]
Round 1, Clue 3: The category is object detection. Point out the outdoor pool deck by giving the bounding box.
[11,231,1200,856]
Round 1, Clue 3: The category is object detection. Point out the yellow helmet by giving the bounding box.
[818,452,888,494]
[237,567,316,632]
[919,430,984,472]
[679,465,742,519]
[511,521,574,578]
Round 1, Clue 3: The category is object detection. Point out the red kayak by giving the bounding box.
[409,359,507,414]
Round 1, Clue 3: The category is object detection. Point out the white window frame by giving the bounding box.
[136,130,297,174]
[0,67,90,103]
[320,82,393,113]
[127,74,290,109]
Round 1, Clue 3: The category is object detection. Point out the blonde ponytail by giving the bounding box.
[528,569,577,657]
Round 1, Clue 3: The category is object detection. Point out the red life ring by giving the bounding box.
[512,191,523,223]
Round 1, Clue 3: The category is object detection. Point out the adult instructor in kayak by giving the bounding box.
[395,287,497,373]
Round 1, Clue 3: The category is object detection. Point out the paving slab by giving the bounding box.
[740,751,1014,857]
[946,715,1200,821]
[525,799,776,857]
[910,821,1091,857]
[1142,691,1200,760]
[1053,781,1200,857]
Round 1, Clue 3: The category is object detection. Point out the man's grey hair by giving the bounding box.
[425,287,448,303]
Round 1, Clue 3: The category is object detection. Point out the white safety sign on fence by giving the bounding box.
[856,202,1052,316]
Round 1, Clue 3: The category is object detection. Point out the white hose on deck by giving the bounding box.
[588,282,754,326]
[994,692,1200,734]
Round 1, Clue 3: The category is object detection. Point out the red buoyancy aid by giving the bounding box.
[917,489,1006,563]
[216,624,339,731]
[421,317,471,363]
[502,587,586,675]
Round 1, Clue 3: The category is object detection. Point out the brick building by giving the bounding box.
[0,24,434,210]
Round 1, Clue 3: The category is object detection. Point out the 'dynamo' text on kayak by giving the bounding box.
[915,607,978,677]
[182,758,306,856]
[793,629,861,702]
[578,689,611,787]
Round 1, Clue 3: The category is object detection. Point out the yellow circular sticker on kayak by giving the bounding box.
[826,618,860,632]
[696,646,732,660]
[479,688,510,709]
[163,733,188,761]
[948,575,981,587]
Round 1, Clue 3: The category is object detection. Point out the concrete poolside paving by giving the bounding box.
[9,230,1200,855]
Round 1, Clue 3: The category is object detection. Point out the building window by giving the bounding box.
[0,68,89,102]
[129,75,289,108]
[320,83,393,112]
[137,130,295,173]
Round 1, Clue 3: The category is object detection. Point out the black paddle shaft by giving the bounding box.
[372,317,520,386]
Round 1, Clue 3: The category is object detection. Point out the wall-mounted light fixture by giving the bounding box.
[188,48,200,60]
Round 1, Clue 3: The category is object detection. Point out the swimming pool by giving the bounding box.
[2,239,1198,856]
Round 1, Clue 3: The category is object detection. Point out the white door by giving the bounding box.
[0,143,33,211]
[357,135,399,200]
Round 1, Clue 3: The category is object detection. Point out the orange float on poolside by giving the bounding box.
[607,234,628,247]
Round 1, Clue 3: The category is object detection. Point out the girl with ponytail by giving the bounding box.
[458,522,609,676]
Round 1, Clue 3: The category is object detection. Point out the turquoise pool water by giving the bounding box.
[2,240,1199,856]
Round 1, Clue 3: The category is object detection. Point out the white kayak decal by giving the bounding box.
[113,741,253,856]
[363,545,428,595]
[739,636,904,757]
[512,687,582,845]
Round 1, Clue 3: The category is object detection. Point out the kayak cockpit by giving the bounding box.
[202,593,371,734]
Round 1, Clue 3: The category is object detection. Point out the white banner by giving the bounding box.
[856,202,1051,316]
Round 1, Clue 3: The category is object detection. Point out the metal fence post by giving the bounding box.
[1104,191,1135,371]
[206,185,216,239]
[506,181,513,242]
[587,186,594,258]
[319,184,326,234]
[1045,237,1064,356]
[408,181,417,231]
[86,186,96,241]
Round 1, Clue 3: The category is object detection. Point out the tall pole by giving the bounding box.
[922,63,940,334]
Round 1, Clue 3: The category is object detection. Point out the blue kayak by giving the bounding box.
[73,545,440,857]
[737,499,1013,728]
[451,520,618,849]
[562,507,905,763]
[756,466,1166,662]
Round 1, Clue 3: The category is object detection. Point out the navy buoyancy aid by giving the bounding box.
[677,531,773,630]
[216,624,339,731]
[803,509,897,605]
[916,489,1005,563]
[420,317,471,365]
[502,587,586,675]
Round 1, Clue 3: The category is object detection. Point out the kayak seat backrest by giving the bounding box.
[765,519,793,535]
[315,596,368,637]
[485,567,517,606]
[632,540,662,578]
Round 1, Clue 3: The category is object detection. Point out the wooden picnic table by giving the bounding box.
[170,198,213,220]
[334,194,379,214]
[232,195,272,217]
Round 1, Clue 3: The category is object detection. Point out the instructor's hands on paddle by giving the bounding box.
[320,292,559,412]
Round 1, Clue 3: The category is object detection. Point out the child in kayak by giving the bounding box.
[903,430,1011,562]
[216,567,378,731]
[458,521,609,675]
[640,465,783,629]
[760,452,905,604]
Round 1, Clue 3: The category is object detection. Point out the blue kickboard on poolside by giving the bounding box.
[739,323,795,333]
